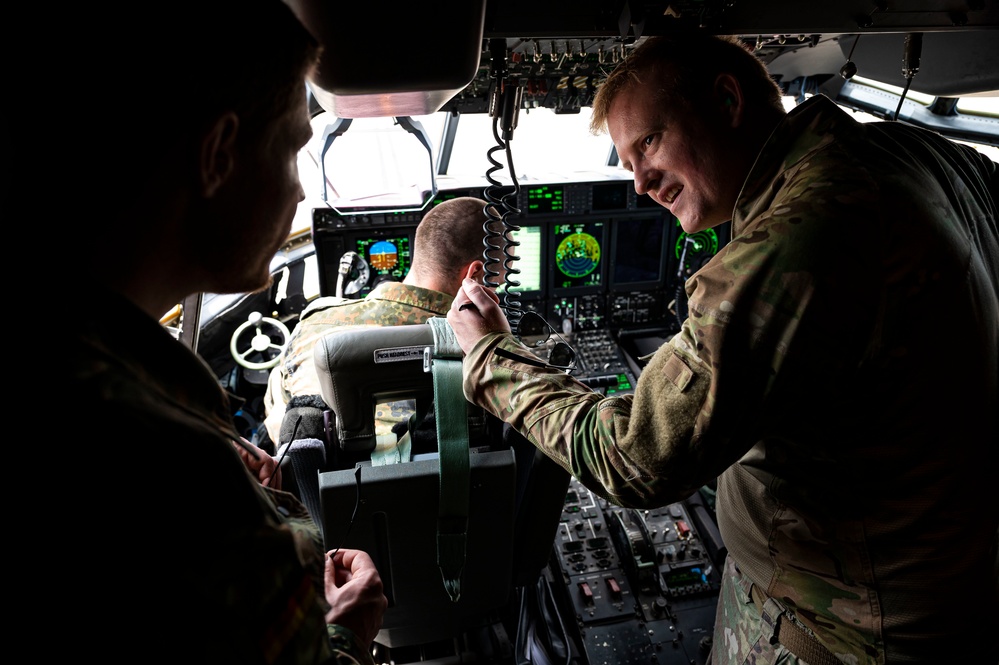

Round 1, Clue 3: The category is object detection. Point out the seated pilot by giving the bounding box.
[263,196,503,465]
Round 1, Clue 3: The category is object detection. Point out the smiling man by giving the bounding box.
[598,38,784,234]
[447,33,998,665]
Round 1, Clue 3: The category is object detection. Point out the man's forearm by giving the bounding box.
[461,331,717,508]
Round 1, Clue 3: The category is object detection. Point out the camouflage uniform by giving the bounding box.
[462,95,998,663]
[709,556,803,665]
[68,286,374,665]
[263,281,453,455]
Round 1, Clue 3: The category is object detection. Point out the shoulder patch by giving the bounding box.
[662,353,694,392]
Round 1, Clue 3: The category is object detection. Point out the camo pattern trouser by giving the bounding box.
[705,556,804,665]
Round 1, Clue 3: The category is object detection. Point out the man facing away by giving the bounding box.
[449,33,998,664]
[263,196,501,464]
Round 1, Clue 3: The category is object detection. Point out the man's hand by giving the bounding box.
[447,277,512,354]
[325,549,388,646]
[232,438,282,489]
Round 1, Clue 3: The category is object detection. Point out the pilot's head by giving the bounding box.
[406,196,506,296]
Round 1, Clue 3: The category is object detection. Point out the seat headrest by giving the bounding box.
[314,324,436,453]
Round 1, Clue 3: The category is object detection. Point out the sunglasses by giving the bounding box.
[498,308,577,373]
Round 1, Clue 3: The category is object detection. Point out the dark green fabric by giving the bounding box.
[428,317,469,602]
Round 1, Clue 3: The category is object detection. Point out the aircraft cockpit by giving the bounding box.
[159,2,998,662]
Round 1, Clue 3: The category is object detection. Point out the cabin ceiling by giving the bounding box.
[285,0,999,118]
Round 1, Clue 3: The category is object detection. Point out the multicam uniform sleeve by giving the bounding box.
[461,329,721,508]
[326,625,376,665]
[461,193,843,509]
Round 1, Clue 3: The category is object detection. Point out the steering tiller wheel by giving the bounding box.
[230,311,291,371]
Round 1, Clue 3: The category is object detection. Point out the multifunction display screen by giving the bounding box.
[527,185,564,215]
[551,221,605,291]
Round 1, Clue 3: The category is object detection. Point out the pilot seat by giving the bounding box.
[282,318,570,661]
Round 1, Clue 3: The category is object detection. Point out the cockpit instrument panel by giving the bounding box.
[312,178,729,335]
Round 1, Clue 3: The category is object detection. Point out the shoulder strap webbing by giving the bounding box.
[425,316,469,602]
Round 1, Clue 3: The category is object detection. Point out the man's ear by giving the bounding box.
[464,259,485,283]
[200,112,239,197]
[714,73,744,127]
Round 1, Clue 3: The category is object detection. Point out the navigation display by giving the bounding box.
[551,220,606,292]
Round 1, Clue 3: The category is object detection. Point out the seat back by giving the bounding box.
[319,450,516,647]
[311,320,569,649]
[314,323,436,455]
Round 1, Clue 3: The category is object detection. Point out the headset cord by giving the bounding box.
[484,106,524,319]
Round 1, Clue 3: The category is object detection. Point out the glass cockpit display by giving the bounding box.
[356,235,411,277]
[314,181,727,319]
[495,224,544,295]
[611,216,668,287]
[340,233,412,295]
[551,221,606,292]
[672,219,721,280]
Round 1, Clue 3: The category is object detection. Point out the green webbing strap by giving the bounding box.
[425,316,469,602]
